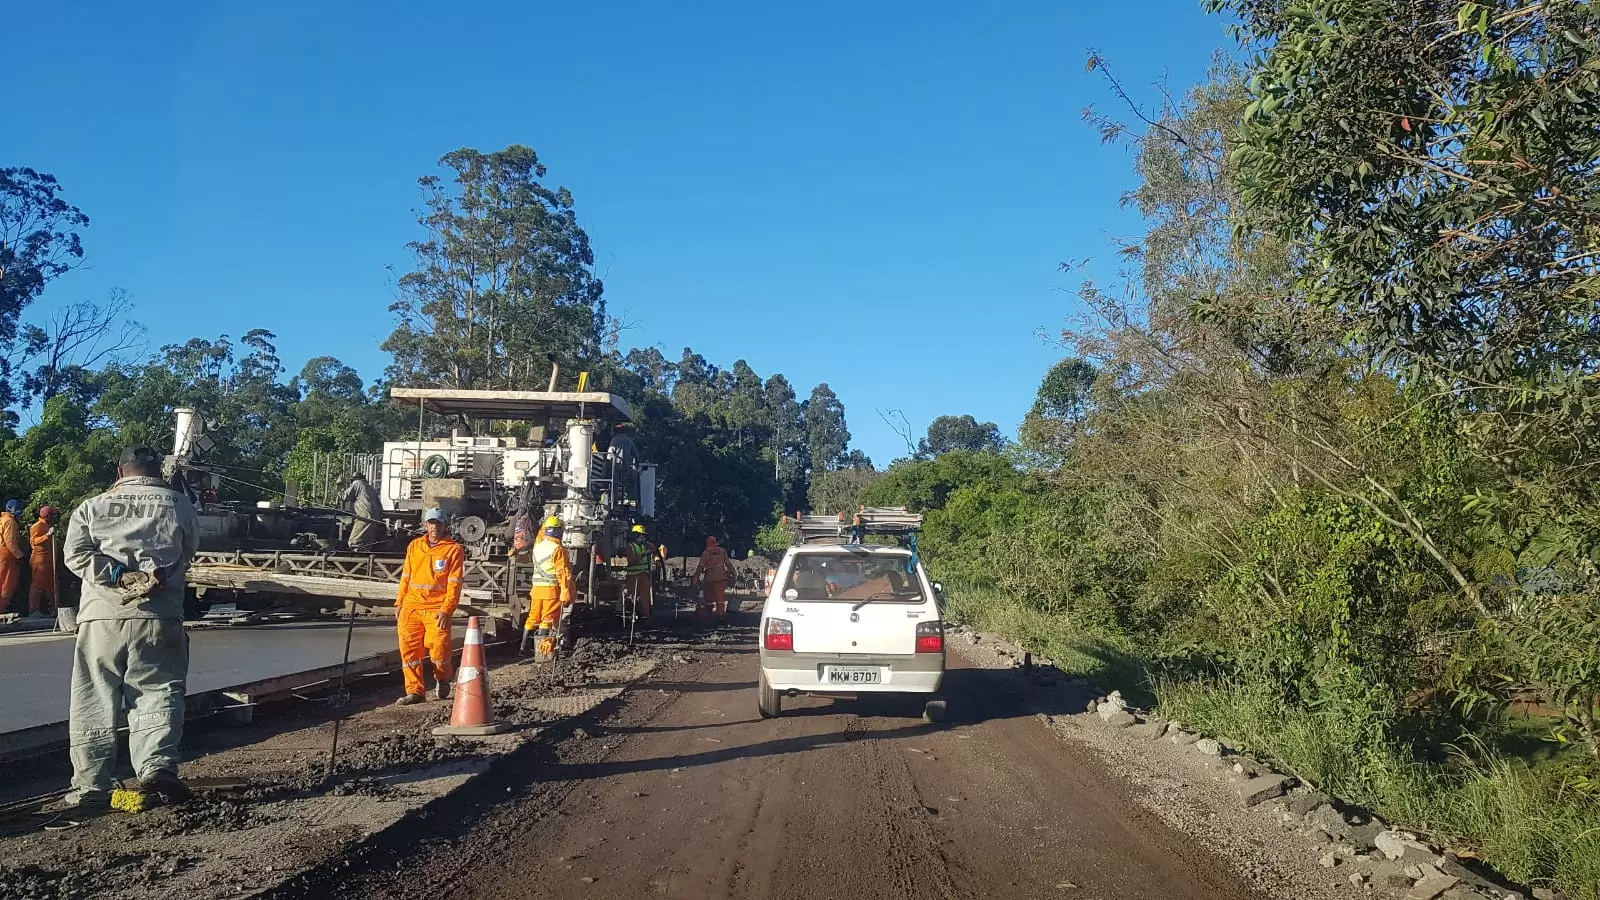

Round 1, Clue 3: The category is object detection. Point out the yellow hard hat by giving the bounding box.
[543,515,563,529]
[631,524,646,534]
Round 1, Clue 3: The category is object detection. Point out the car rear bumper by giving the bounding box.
[760,650,945,694]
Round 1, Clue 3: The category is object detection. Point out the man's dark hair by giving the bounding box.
[118,445,163,476]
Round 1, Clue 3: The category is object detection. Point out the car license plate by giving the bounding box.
[824,666,884,684]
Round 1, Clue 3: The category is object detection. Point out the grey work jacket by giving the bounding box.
[65,476,201,622]
[341,480,382,520]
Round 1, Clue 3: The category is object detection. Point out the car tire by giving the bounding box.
[923,699,948,724]
[758,672,782,719]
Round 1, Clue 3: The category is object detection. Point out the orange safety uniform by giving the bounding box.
[0,512,23,609]
[395,535,465,697]
[527,534,575,631]
[28,518,56,614]
[697,537,731,621]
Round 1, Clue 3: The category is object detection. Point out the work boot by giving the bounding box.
[139,770,194,805]
[40,793,111,818]
[434,679,452,702]
[395,693,425,706]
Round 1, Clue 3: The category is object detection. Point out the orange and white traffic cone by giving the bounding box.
[432,616,514,737]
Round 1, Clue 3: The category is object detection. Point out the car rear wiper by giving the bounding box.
[852,592,899,611]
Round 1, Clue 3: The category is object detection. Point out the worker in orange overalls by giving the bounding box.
[394,507,464,705]
[695,536,732,623]
[526,516,575,660]
[28,506,59,616]
[0,500,25,613]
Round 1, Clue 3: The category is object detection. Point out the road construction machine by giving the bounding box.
[177,387,657,635]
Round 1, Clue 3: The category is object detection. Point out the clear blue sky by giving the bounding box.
[9,1,1230,465]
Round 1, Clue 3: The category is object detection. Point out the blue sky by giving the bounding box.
[8,1,1230,465]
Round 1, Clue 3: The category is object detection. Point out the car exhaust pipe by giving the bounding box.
[785,689,800,698]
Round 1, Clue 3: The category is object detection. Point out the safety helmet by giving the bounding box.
[38,506,57,518]
[543,515,563,529]
[631,524,646,535]
[422,507,449,525]
[4,500,20,515]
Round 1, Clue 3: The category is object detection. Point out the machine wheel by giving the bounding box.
[923,699,949,724]
[455,515,488,544]
[758,672,782,719]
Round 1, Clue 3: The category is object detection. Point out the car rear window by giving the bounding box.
[784,552,923,602]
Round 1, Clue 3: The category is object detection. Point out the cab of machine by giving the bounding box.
[756,543,947,722]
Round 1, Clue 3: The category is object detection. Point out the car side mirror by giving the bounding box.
[932,582,944,596]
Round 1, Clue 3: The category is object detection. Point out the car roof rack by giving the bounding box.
[784,506,924,545]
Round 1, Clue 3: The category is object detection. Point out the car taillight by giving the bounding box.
[915,620,943,653]
[764,617,794,651]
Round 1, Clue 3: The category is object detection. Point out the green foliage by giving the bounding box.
[0,167,90,421]
[1161,678,1600,899]
[0,394,120,514]
[384,145,606,390]
[754,519,794,559]
[802,383,851,474]
[917,414,1005,458]
[806,467,880,516]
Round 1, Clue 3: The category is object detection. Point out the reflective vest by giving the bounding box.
[626,540,651,575]
[531,537,566,586]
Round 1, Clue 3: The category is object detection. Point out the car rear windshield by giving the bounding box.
[785,552,923,602]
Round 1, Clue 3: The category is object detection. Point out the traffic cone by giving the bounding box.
[432,616,514,737]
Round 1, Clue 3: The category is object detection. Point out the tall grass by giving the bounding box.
[1158,679,1600,900]
[944,582,1600,899]
[940,580,1151,702]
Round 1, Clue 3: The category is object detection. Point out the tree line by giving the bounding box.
[859,4,1600,896]
[0,147,871,560]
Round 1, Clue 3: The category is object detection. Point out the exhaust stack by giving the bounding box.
[173,408,199,460]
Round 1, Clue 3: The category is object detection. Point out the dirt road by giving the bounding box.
[280,616,1265,900]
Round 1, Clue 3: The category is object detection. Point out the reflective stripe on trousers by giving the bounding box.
[68,618,189,802]
[397,607,453,696]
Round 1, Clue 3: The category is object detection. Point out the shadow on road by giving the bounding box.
[532,657,1095,783]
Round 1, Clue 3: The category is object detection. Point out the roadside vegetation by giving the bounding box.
[861,3,1600,896]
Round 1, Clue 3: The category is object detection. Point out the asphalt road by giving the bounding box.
[320,621,1267,900]
[0,619,410,733]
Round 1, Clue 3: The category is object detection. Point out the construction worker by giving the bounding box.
[526,516,575,654]
[695,536,732,623]
[55,445,201,811]
[394,508,463,705]
[653,540,669,582]
[339,472,386,551]
[0,499,24,612]
[625,524,653,619]
[29,506,59,617]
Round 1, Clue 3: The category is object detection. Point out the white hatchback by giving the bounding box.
[756,544,947,721]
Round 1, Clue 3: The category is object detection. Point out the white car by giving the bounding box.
[756,543,947,721]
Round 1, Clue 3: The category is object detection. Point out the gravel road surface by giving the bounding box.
[298,617,1267,900]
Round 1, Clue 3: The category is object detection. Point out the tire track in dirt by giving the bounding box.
[315,620,1269,900]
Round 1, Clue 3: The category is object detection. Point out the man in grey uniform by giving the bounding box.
[55,445,201,810]
[339,472,386,551]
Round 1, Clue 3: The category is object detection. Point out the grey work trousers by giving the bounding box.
[68,618,189,802]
